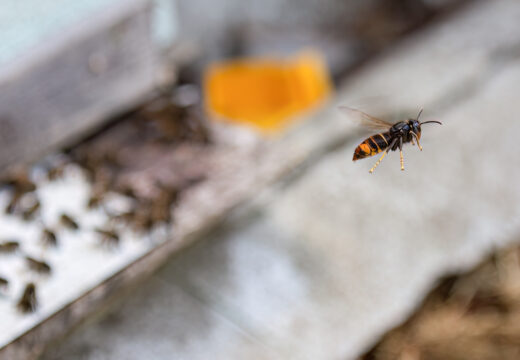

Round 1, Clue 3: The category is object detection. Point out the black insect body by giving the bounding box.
[95,228,120,248]
[342,107,442,173]
[25,256,52,275]
[22,199,41,221]
[17,283,38,313]
[0,241,20,254]
[2,171,36,215]
[60,213,79,230]
[41,228,58,247]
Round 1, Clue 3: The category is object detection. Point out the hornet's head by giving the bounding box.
[409,109,442,137]
[408,119,422,137]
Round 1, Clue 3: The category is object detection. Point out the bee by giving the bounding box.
[0,240,20,254]
[142,96,211,144]
[95,228,120,247]
[47,163,66,181]
[111,210,135,224]
[87,189,105,209]
[25,256,52,275]
[17,283,37,313]
[342,107,442,173]
[5,192,22,215]
[0,276,8,289]
[134,184,178,229]
[1,171,36,194]
[60,213,79,230]
[41,228,58,247]
[22,199,41,221]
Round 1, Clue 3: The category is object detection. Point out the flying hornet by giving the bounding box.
[341,107,442,173]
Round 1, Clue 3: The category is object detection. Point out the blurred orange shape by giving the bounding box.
[204,51,332,134]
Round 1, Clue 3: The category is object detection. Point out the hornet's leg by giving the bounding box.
[370,138,397,174]
[369,150,388,174]
[410,132,422,151]
[399,137,405,171]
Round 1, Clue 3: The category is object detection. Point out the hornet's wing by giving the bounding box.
[339,106,393,131]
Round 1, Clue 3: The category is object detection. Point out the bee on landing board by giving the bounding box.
[41,228,58,248]
[341,107,442,173]
[60,213,79,230]
[25,256,52,275]
[0,276,8,289]
[17,283,37,313]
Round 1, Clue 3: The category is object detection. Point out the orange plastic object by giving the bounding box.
[204,51,332,134]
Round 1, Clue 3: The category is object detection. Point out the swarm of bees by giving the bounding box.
[0,232,52,313]
[342,107,442,173]
[0,84,210,316]
[2,171,38,216]
[0,167,199,315]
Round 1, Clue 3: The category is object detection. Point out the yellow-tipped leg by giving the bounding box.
[416,137,423,151]
[369,150,388,174]
[400,150,404,171]
[411,137,415,146]
[411,132,422,151]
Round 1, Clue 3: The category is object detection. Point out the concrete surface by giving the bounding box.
[41,0,520,359]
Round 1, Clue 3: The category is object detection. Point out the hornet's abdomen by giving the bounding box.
[353,133,392,160]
